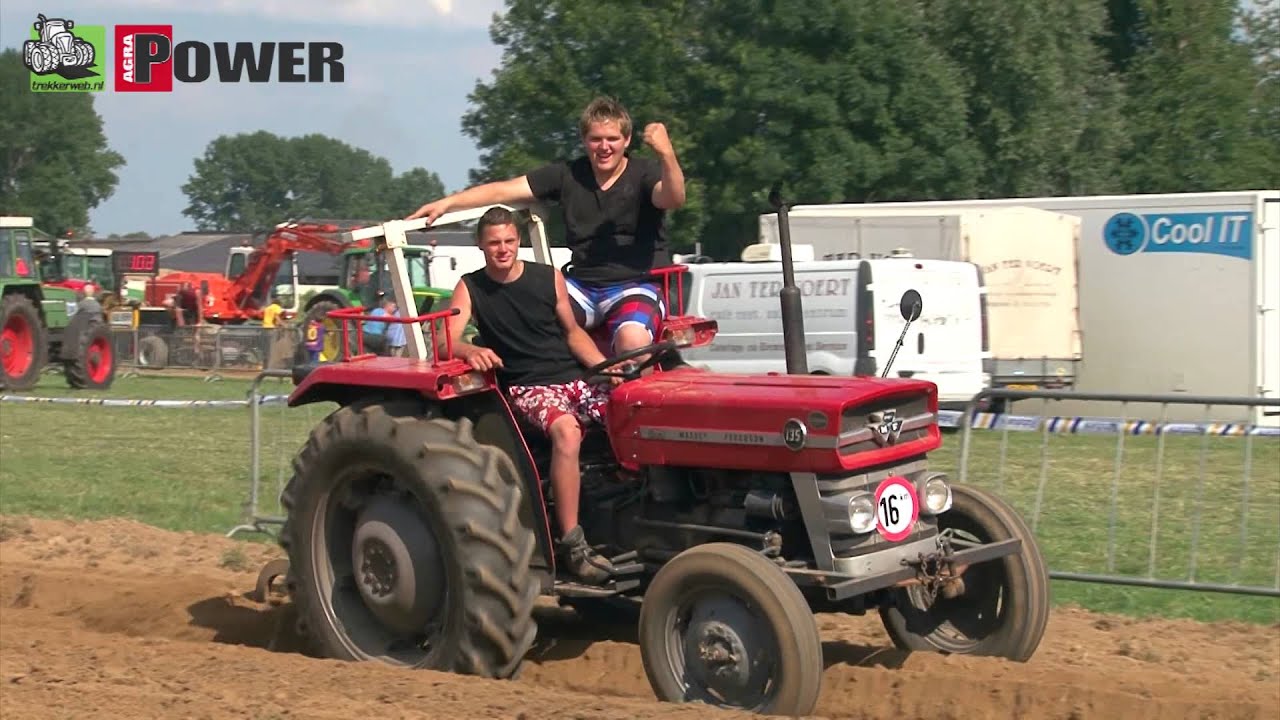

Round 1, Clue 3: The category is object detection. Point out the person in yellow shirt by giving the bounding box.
[262,295,284,328]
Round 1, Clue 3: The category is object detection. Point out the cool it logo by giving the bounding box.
[114,26,344,92]
[1104,211,1253,260]
[23,14,106,92]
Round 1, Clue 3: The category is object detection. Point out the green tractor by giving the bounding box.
[0,217,116,391]
[296,244,455,362]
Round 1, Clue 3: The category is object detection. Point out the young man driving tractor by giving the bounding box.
[410,96,686,358]
[440,206,621,585]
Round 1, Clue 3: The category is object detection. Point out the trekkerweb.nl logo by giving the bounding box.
[23,13,106,92]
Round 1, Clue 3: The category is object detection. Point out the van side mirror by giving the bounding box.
[900,289,922,321]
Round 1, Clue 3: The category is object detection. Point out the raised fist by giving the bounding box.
[642,122,674,157]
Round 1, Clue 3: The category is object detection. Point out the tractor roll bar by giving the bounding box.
[342,204,550,362]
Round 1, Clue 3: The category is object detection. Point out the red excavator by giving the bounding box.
[143,220,367,324]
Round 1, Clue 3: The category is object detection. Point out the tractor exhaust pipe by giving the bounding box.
[769,188,809,375]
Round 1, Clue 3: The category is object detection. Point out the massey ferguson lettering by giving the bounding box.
[116,24,343,92]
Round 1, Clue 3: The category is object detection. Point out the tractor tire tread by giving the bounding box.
[279,401,538,680]
[0,294,48,391]
[878,482,1050,662]
[64,320,115,389]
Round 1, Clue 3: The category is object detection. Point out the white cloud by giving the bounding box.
[57,0,506,29]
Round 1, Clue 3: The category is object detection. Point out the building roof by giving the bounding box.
[72,225,485,279]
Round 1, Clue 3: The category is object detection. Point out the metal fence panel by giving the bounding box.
[956,389,1280,597]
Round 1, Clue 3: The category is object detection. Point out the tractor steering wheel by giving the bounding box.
[583,340,680,384]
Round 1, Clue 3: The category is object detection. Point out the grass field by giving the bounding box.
[2,372,1277,625]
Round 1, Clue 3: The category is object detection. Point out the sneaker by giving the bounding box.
[557,525,613,585]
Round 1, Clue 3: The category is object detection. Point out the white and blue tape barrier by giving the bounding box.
[3,394,1277,436]
[938,410,1280,437]
[0,394,291,408]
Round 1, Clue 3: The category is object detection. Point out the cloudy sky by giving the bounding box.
[2,0,508,236]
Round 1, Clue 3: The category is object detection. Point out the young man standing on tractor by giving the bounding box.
[440,206,621,585]
[409,96,686,358]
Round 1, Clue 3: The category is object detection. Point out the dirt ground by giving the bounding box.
[0,516,1276,720]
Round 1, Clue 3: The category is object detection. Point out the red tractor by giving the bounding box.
[266,200,1049,716]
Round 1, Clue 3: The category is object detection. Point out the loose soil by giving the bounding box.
[1,515,1276,719]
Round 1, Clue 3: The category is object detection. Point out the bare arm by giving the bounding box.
[554,270,608,369]
[642,123,686,210]
[438,279,503,370]
[408,176,536,223]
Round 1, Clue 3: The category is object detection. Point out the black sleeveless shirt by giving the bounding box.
[461,262,582,387]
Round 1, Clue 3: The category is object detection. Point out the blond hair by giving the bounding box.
[579,96,632,138]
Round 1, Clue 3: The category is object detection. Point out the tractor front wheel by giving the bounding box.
[65,321,116,389]
[1,295,48,391]
[638,543,824,716]
[878,483,1050,662]
[280,402,539,679]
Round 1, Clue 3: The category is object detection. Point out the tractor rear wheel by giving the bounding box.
[65,321,116,389]
[1,294,47,391]
[638,543,823,716]
[280,402,539,679]
[138,335,168,369]
[878,483,1050,662]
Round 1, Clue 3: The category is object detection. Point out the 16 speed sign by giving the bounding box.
[874,476,919,541]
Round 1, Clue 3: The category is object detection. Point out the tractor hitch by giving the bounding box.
[252,558,291,603]
[816,537,1023,602]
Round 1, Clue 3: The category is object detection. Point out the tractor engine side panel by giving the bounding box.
[607,371,941,474]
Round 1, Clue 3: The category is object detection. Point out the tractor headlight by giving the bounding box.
[849,492,877,534]
[921,474,952,515]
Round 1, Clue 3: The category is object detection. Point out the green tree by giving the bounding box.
[0,48,125,235]
[921,0,1129,197]
[1242,0,1280,184]
[1110,0,1275,191]
[181,132,446,231]
[387,167,446,220]
[464,0,982,258]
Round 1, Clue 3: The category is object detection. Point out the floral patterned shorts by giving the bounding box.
[507,379,611,434]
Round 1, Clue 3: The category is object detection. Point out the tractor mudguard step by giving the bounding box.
[554,550,644,598]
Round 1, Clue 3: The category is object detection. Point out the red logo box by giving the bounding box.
[115,25,173,92]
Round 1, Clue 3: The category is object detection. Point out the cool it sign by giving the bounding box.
[1104,211,1253,260]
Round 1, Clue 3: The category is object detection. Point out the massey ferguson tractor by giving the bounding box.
[265,198,1049,716]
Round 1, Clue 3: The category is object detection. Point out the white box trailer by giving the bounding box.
[759,206,1083,395]
[760,191,1280,425]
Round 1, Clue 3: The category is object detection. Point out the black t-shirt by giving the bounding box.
[526,154,671,286]
[461,262,582,388]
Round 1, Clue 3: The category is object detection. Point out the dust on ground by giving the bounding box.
[1,515,1277,719]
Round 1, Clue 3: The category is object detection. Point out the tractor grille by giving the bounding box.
[837,393,933,455]
[817,460,938,559]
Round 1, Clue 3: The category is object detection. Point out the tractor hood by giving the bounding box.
[607,368,941,475]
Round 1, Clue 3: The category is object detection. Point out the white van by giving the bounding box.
[676,248,991,408]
